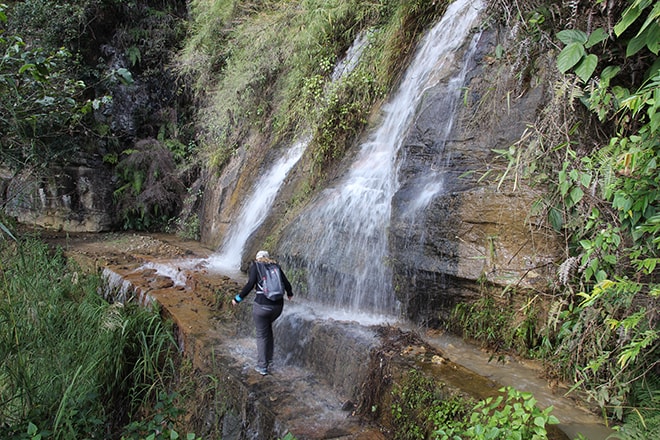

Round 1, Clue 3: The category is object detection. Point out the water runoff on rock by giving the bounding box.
[130,29,372,285]
[203,31,371,274]
[206,137,309,274]
[279,0,484,319]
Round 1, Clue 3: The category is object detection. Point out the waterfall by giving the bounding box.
[206,138,308,273]
[280,0,484,317]
[204,32,370,274]
[331,30,370,82]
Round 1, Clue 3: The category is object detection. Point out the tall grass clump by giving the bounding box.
[0,237,180,439]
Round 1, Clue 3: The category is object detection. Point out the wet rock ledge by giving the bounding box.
[44,232,569,439]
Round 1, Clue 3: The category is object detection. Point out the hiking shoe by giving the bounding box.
[254,366,268,376]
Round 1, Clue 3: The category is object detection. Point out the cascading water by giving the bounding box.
[203,32,370,273]
[130,29,372,283]
[279,0,484,318]
[206,138,308,273]
[331,30,370,82]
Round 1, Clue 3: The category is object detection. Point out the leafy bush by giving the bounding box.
[459,0,658,430]
[548,0,659,422]
[113,139,185,231]
[463,387,559,440]
[390,370,560,440]
[0,3,103,172]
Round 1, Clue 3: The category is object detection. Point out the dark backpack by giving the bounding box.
[256,262,285,301]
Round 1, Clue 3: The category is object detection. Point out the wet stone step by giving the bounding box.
[214,306,386,439]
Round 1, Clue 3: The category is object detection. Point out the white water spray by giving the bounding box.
[204,32,370,274]
[206,138,308,273]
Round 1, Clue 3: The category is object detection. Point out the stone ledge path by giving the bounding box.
[45,231,616,440]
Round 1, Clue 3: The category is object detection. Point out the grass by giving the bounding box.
[177,0,450,178]
[0,237,181,439]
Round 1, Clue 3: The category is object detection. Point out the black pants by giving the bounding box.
[252,302,283,369]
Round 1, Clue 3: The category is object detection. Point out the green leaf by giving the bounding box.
[0,222,17,241]
[603,254,617,264]
[615,3,643,36]
[585,28,608,48]
[557,29,588,45]
[626,22,657,56]
[568,186,585,207]
[18,63,36,74]
[114,68,134,85]
[600,65,621,85]
[549,207,563,231]
[575,54,598,82]
[636,1,660,37]
[557,43,585,73]
[644,21,660,54]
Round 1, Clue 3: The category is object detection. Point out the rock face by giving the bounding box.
[198,27,564,325]
[6,4,565,325]
[389,30,562,324]
[3,164,117,232]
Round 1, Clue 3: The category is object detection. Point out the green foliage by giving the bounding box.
[463,387,560,440]
[121,392,202,440]
[0,237,187,439]
[390,371,560,440]
[0,3,104,171]
[179,0,448,177]
[390,369,471,440]
[610,375,660,439]
[451,296,513,348]
[173,213,200,241]
[614,0,660,57]
[449,293,545,357]
[7,0,89,50]
[556,28,607,82]
[2,1,193,233]
[553,278,658,420]
[548,0,660,421]
[466,0,660,430]
[480,0,659,429]
[113,140,185,231]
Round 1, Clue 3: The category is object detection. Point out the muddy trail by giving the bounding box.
[39,231,615,440]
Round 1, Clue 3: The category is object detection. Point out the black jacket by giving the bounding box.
[237,260,293,305]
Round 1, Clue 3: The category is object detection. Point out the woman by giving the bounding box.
[232,250,293,375]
